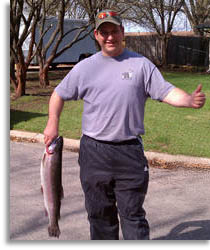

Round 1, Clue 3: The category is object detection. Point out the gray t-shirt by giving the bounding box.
[55,49,175,142]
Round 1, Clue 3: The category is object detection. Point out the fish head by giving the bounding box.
[47,136,63,154]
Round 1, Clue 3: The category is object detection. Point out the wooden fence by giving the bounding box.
[125,33,209,67]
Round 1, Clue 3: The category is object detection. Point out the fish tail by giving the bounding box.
[48,224,60,238]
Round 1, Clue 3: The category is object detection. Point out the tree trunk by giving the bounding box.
[11,62,27,98]
[160,35,170,67]
[10,58,17,92]
[39,65,50,88]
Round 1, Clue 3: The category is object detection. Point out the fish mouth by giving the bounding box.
[47,136,63,154]
[46,147,54,155]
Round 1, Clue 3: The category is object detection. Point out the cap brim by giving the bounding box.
[96,20,121,30]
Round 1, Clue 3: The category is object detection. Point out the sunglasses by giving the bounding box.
[98,11,118,19]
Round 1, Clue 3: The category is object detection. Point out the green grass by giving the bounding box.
[10,71,210,158]
[143,71,210,157]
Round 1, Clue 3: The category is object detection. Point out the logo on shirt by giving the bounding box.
[122,70,133,80]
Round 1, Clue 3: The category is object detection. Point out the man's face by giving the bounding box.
[94,22,124,57]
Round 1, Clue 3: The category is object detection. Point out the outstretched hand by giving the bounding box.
[190,84,206,109]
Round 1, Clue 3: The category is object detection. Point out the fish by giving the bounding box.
[40,136,64,238]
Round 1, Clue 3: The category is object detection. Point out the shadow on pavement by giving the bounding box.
[154,220,210,240]
[9,207,86,240]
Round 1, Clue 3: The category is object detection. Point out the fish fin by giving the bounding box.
[45,208,48,217]
[61,186,64,199]
[41,186,43,194]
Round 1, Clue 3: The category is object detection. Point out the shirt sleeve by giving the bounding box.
[54,66,80,101]
[145,66,175,101]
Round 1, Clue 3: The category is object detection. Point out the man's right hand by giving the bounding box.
[44,124,58,147]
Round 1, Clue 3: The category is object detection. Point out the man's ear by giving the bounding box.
[94,29,98,39]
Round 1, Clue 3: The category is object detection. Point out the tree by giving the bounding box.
[182,1,210,72]
[74,0,132,24]
[125,0,185,66]
[182,0,210,35]
[35,0,96,87]
[10,0,144,94]
[10,0,43,98]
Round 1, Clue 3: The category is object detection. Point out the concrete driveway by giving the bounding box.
[10,141,210,240]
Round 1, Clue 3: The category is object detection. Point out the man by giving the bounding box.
[44,10,206,240]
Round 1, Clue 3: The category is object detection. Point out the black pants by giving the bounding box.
[78,135,150,240]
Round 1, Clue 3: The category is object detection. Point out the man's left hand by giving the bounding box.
[190,84,206,109]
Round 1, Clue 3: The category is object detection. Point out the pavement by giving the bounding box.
[9,130,210,241]
[10,139,210,241]
[10,130,210,169]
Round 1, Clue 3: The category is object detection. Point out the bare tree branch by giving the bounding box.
[182,0,210,35]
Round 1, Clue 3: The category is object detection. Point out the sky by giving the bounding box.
[124,12,191,33]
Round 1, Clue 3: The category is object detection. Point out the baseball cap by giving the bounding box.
[95,9,122,30]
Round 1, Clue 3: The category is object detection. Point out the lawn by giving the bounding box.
[10,70,210,158]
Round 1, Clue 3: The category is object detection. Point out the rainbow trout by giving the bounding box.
[40,136,64,238]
